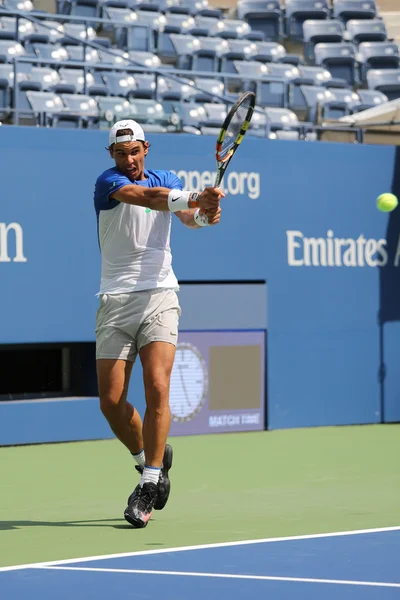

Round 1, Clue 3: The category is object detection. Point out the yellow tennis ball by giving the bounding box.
[376,193,398,213]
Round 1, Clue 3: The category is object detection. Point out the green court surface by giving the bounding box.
[0,425,399,568]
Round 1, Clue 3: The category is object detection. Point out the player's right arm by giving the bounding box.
[111,184,222,212]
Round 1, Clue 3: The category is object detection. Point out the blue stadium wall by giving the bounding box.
[0,126,399,444]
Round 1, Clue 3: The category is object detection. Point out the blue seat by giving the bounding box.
[60,93,99,126]
[298,65,333,85]
[249,41,286,62]
[62,0,100,19]
[175,36,222,71]
[4,0,33,10]
[155,13,194,60]
[58,68,95,94]
[333,0,377,23]
[237,0,282,41]
[367,69,400,101]
[30,67,61,91]
[358,42,400,83]
[218,19,252,40]
[264,107,300,138]
[100,71,137,96]
[193,15,222,36]
[0,40,25,63]
[188,78,224,102]
[285,0,329,41]
[26,91,66,126]
[61,23,97,46]
[96,95,132,125]
[355,88,388,111]
[297,84,333,122]
[346,19,387,44]
[156,75,194,101]
[314,42,357,86]
[219,39,253,74]
[0,17,35,42]
[128,50,162,69]
[202,102,227,127]
[303,19,344,62]
[31,43,69,64]
[64,45,102,64]
[130,73,156,99]
[322,87,361,119]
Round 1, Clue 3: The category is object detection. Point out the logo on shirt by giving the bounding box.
[145,208,151,213]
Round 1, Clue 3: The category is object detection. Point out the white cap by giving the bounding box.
[109,119,145,146]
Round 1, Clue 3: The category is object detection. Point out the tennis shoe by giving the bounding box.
[124,482,157,528]
[133,444,173,510]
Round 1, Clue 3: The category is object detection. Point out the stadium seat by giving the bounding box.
[0,73,9,120]
[355,88,388,111]
[128,50,161,68]
[332,0,377,23]
[130,73,156,99]
[99,71,136,97]
[237,0,282,41]
[193,15,222,36]
[0,17,35,41]
[27,20,65,44]
[96,95,132,126]
[202,102,227,126]
[264,107,300,139]
[357,42,400,83]
[187,78,224,102]
[30,67,61,91]
[60,0,100,19]
[58,68,95,94]
[3,0,33,10]
[322,87,361,119]
[64,45,102,64]
[174,36,223,71]
[249,41,286,62]
[155,14,195,60]
[156,75,194,101]
[26,90,66,126]
[298,65,333,86]
[297,84,335,122]
[345,19,387,44]
[314,42,357,86]
[60,93,99,126]
[366,69,400,101]
[285,0,329,41]
[0,40,24,63]
[60,23,97,45]
[219,39,253,75]
[218,19,252,40]
[129,98,177,131]
[30,43,69,64]
[303,19,344,62]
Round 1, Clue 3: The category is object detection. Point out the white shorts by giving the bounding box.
[95,288,181,362]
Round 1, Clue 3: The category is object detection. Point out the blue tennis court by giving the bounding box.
[1,527,399,600]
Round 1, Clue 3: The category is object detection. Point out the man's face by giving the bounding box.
[110,141,149,180]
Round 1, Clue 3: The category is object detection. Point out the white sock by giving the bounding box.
[140,465,161,487]
[131,449,145,468]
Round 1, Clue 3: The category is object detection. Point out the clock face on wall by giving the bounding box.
[170,343,208,423]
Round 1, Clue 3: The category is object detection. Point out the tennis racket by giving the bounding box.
[214,91,256,188]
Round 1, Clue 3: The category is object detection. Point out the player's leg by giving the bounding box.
[140,341,175,466]
[124,289,180,528]
[97,358,143,454]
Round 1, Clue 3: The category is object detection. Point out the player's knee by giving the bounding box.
[144,377,169,406]
[99,392,124,420]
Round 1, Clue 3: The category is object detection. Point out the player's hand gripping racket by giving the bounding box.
[214,91,256,188]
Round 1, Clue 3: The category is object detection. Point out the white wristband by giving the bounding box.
[194,208,209,227]
[168,189,199,212]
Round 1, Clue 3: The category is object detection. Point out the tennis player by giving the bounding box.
[94,120,223,528]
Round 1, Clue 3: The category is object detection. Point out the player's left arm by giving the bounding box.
[175,207,222,229]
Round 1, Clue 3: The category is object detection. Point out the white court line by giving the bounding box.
[35,566,400,589]
[1,525,399,573]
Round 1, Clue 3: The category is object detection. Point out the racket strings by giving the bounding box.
[219,95,253,160]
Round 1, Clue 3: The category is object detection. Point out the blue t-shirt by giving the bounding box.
[94,168,183,218]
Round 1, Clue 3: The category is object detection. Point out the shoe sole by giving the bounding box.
[154,444,173,511]
[124,510,151,528]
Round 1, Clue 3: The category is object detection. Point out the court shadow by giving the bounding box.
[0,518,126,531]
